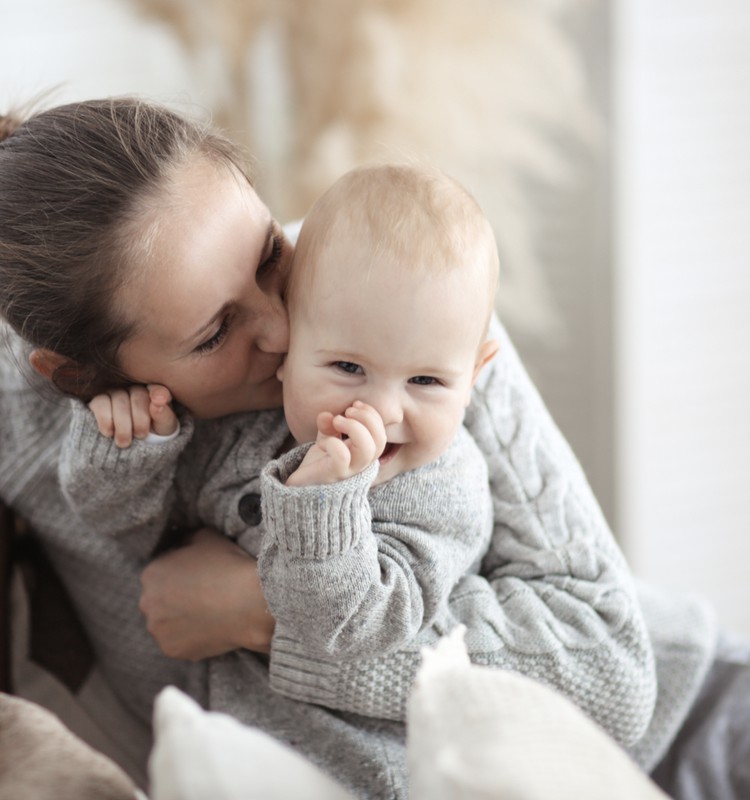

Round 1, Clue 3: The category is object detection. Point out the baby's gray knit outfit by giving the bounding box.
[259,430,493,665]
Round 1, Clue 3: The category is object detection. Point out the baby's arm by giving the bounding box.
[285,402,386,487]
[259,428,492,660]
[59,386,193,561]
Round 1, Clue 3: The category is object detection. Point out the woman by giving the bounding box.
[0,97,736,799]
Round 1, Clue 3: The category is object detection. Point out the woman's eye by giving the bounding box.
[409,375,440,386]
[194,318,230,354]
[257,233,283,281]
[333,361,363,375]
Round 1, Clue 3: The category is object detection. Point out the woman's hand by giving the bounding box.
[88,383,177,448]
[139,527,275,660]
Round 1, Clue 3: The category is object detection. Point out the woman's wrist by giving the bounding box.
[139,527,274,660]
[234,556,275,653]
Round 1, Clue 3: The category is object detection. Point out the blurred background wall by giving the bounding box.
[1,0,749,636]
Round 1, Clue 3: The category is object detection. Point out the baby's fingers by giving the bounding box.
[343,402,387,456]
[317,435,353,477]
[315,411,337,439]
[330,414,380,472]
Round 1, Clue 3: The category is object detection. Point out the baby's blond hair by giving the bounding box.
[287,163,499,333]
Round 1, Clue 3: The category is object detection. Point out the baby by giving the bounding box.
[257,163,500,657]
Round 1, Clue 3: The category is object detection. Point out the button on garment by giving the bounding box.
[238,492,263,526]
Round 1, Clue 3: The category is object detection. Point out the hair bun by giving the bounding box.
[0,113,22,143]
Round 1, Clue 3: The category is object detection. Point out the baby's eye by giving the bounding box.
[409,375,440,386]
[333,361,363,375]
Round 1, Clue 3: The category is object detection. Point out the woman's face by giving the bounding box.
[116,158,292,419]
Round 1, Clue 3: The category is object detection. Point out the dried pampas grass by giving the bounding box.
[128,0,599,335]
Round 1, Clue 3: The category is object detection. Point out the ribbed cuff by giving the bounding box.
[67,401,193,472]
[261,450,377,558]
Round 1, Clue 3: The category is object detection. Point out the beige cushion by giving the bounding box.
[0,692,140,800]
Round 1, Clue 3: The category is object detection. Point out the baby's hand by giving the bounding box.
[88,384,177,449]
[286,401,387,487]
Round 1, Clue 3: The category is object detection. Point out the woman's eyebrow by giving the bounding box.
[261,219,275,256]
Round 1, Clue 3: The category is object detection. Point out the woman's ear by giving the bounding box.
[29,348,72,382]
[29,348,95,399]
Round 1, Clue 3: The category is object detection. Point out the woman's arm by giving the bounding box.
[58,401,194,560]
[139,527,274,659]
[265,316,657,748]
[258,429,492,659]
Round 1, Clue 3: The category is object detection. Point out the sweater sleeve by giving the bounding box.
[259,430,493,660]
[58,401,194,561]
[267,315,657,749]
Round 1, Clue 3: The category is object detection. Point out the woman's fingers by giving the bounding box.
[147,384,178,437]
[88,393,116,438]
[88,384,176,447]
[93,388,135,448]
[129,385,152,440]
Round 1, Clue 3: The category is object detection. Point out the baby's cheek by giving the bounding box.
[281,390,311,443]
[422,412,463,457]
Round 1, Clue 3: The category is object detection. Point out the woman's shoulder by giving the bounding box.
[0,323,30,383]
[0,323,58,401]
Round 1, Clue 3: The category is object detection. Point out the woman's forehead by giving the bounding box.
[117,160,271,346]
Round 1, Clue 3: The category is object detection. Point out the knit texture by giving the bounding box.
[259,428,493,659]
[0,318,719,796]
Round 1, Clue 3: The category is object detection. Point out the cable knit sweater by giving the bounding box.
[0,317,717,798]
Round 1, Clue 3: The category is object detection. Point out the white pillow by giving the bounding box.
[148,628,668,800]
[148,687,353,800]
[407,626,668,800]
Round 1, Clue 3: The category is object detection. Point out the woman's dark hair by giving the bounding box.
[0,97,249,399]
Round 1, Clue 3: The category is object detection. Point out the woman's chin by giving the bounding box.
[185,377,284,419]
[245,376,284,412]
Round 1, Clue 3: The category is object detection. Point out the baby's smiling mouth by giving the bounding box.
[379,442,402,463]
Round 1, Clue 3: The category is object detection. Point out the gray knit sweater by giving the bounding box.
[0,318,717,798]
[259,430,493,662]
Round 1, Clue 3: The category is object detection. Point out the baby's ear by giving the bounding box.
[471,339,499,385]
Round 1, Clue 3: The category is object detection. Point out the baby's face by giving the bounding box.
[279,231,494,484]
